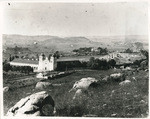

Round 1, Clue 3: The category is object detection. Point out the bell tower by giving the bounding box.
[38,53,45,72]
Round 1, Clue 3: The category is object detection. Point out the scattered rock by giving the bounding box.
[140,100,145,103]
[103,104,107,107]
[110,90,115,97]
[58,72,65,75]
[3,86,9,92]
[69,77,98,92]
[111,90,115,93]
[120,66,124,69]
[127,113,132,116]
[127,93,130,95]
[6,91,55,116]
[110,73,125,81]
[26,92,31,95]
[132,77,137,81]
[35,82,52,90]
[69,77,97,99]
[134,95,139,98]
[73,89,83,99]
[119,80,131,86]
[52,83,63,87]
[123,67,132,71]
[111,113,117,117]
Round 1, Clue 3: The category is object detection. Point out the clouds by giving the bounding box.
[2,2,148,36]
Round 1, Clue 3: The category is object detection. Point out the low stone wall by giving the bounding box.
[6,71,75,89]
[47,71,75,80]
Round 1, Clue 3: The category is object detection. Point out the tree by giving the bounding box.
[3,63,11,72]
[15,55,19,58]
[97,47,102,50]
[26,66,33,74]
[87,57,95,68]
[73,49,79,52]
[99,59,108,70]
[140,50,148,60]
[54,51,60,59]
[14,46,18,55]
[81,61,87,67]
[124,48,133,53]
[48,54,52,60]
[108,59,116,68]
[87,57,109,70]
[133,60,141,66]
[97,47,108,55]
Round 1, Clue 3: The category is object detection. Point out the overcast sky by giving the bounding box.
[2,2,148,36]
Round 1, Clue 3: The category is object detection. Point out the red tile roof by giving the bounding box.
[10,58,38,65]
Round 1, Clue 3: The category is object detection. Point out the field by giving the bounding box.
[3,69,148,117]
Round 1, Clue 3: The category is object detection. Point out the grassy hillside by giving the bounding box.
[3,35,103,52]
[3,69,148,117]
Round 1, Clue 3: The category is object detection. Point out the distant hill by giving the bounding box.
[3,35,57,47]
[3,34,148,53]
[87,35,148,50]
[3,35,104,52]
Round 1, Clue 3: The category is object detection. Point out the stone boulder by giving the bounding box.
[3,86,9,92]
[110,73,125,81]
[6,91,55,116]
[35,82,52,90]
[119,80,131,86]
[102,76,110,82]
[69,77,98,92]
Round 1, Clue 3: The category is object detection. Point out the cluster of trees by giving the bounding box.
[133,49,148,70]
[140,50,148,60]
[48,51,60,60]
[3,63,33,74]
[73,47,92,53]
[133,59,148,70]
[56,57,116,71]
[87,57,116,70]
[72,47,108,56]
[133,59,143,67]
[124,48,133,53]
[9,55,19,61]
[53,51,60,59]
[56,61,86,71]
[97,47,108,55]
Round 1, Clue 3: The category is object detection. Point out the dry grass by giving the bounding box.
[3,69,148,117]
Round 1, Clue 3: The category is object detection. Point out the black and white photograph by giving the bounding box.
[1,1,149,118]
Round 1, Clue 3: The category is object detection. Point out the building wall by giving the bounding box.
[9,62,38,72]
[49,56,57,71]
[9,55,57,72]
[9,62,38,68]
[37,56,56,72]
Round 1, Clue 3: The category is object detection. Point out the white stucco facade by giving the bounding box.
[37,55,57,72]
[9,54,57,72]
[9,62,38,67]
